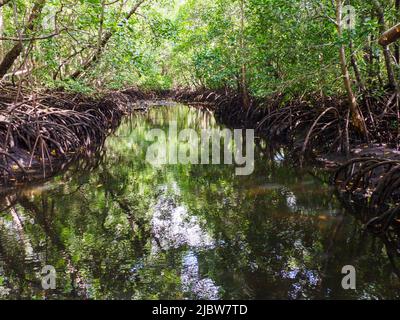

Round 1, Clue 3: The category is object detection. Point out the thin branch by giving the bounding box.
[0,28,67,41]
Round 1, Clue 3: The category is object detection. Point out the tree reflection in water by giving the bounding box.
[0,105,399,300]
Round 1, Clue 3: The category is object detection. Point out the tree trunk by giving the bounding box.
[395,0,400,63]
[379,23,400,46]
[71,0,145,79]
[372,0,397,90]
[239,0,250,109]
[0,0,46,78]
[0,6,4,59]
[349,40,366,93]
[352,39,376,132]
[335,0,368,138]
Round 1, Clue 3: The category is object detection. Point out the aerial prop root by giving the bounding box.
[333,157,400,232]
[0,88,138,183]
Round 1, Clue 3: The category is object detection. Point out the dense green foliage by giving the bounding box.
[1,0,400,98]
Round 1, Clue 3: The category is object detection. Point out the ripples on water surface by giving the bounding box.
[0,104,399,299]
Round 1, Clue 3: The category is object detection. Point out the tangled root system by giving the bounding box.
[0,86,150,185]
[334,157,400,234]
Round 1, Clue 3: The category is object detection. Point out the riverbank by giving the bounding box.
[175,89,400,162]
[2,86,400,234]
[0,86,158,185]
[174,89,400,234]
[2,102,398,300]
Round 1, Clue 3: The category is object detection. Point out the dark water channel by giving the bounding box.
[0,104,399,299]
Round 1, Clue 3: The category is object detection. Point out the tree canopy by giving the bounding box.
[0,0,399,99]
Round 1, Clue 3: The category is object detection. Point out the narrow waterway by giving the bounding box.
[0,104,399,299]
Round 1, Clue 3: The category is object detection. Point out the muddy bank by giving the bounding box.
[0,86,157,185]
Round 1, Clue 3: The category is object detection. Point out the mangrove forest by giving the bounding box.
[0,0,400,302]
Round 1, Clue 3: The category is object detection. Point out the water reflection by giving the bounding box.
[181,251,219,300]
[151,194,214,252]
[0,105,399,300]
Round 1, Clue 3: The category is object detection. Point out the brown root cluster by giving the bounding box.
[0,86,150,185]
[176,90,359,162]
[176,89,400,159]
[176,89,400,239]
[333,157,400,234]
